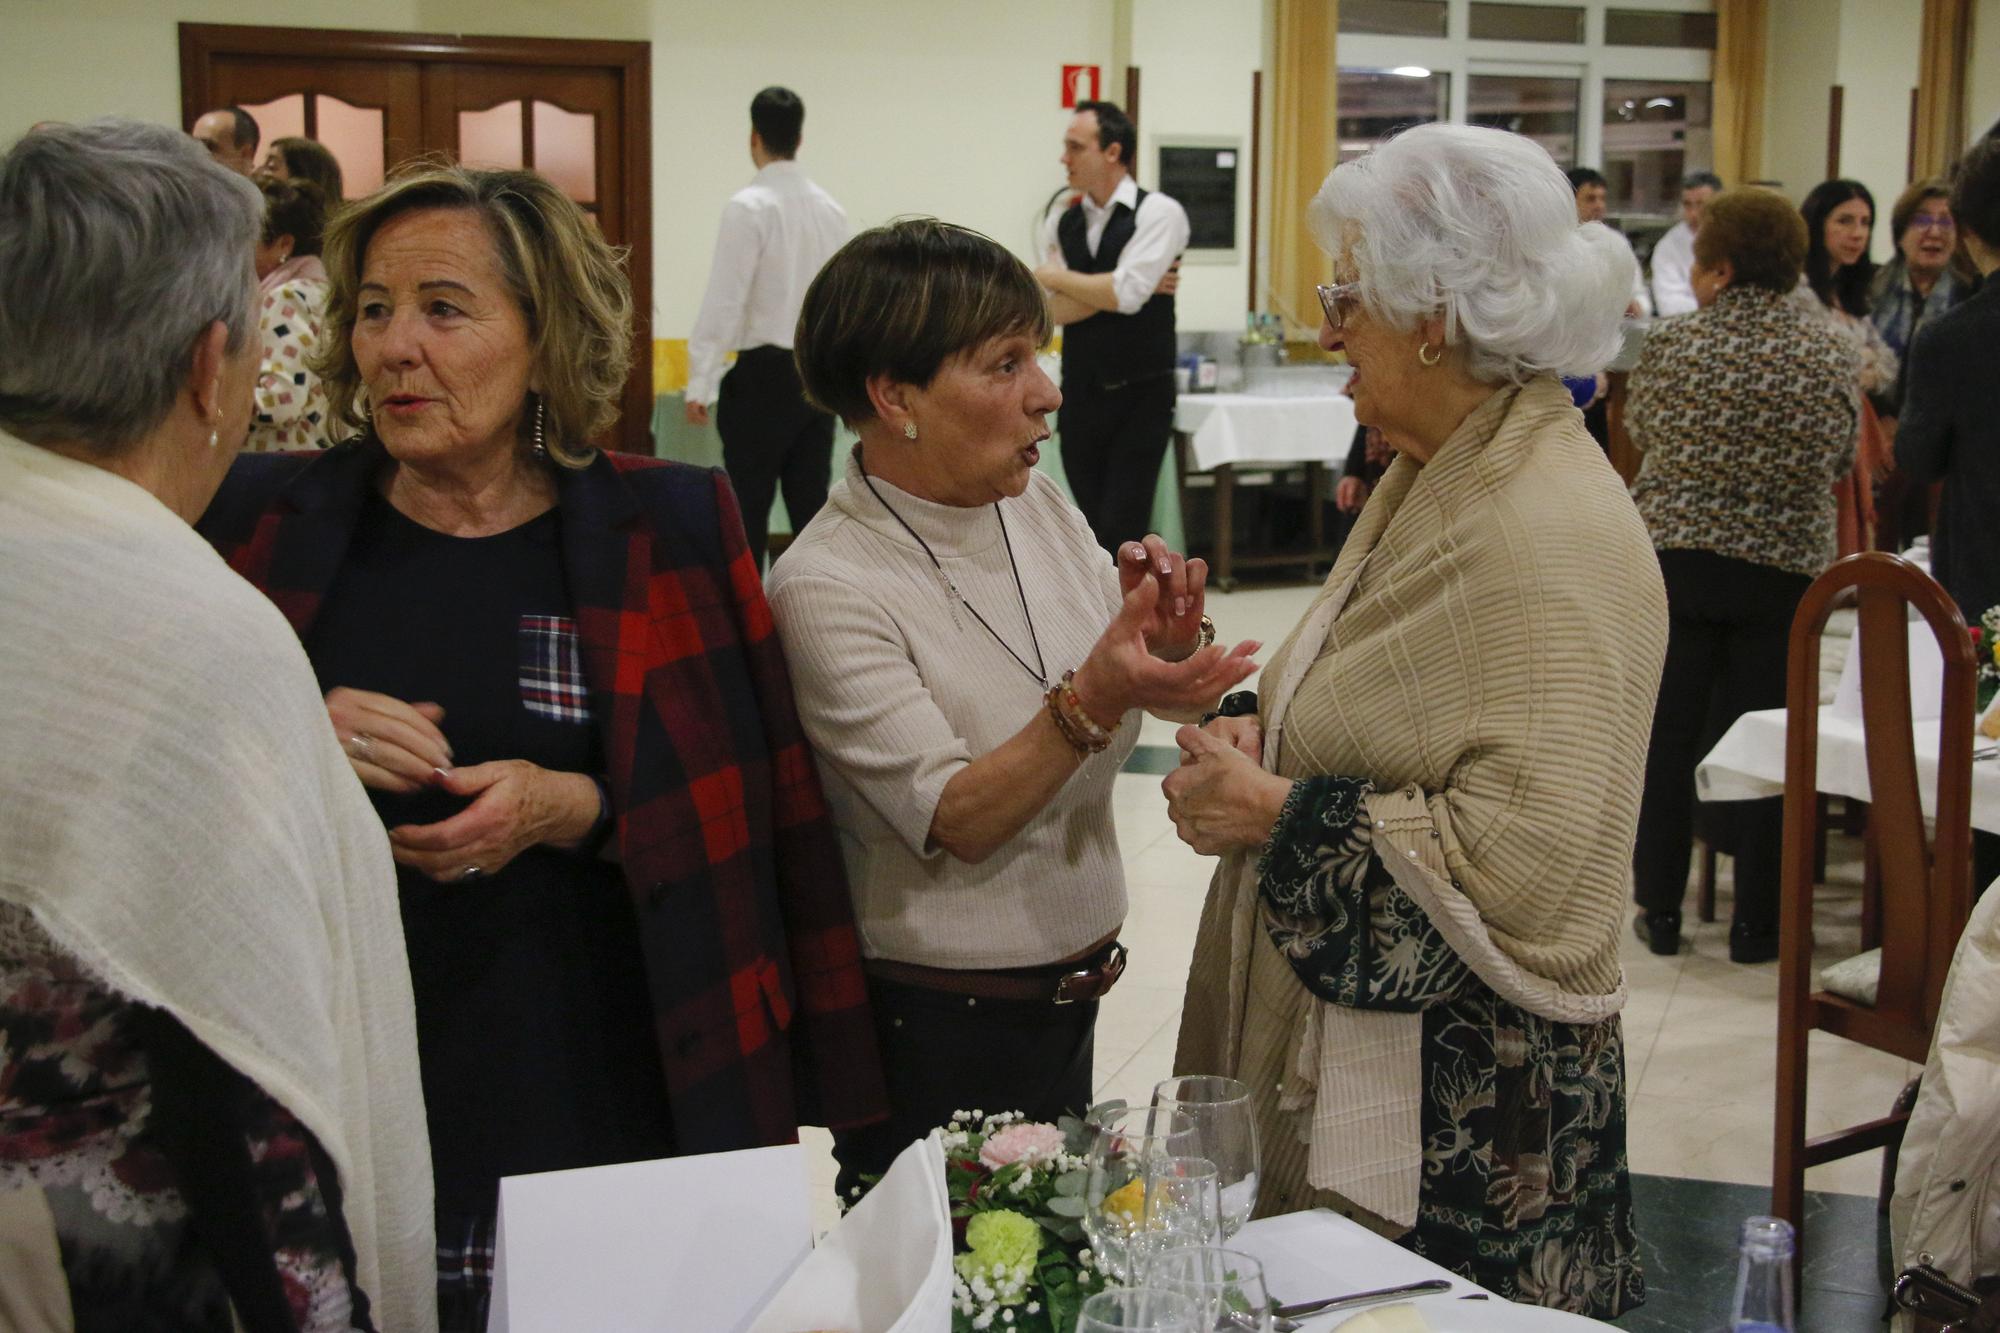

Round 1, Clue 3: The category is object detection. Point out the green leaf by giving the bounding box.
[1045,1195,1086,1217]
[1053,1169,1087,1198]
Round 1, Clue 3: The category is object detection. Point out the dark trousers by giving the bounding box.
[830,975,1098,1198]
[716,344,835,571]
[1059,373,1176,553]
[1633,548,1812,932]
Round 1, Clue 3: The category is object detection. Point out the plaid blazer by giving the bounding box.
[198,437,886,1152]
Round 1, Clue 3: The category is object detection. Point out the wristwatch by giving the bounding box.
[1201,690,1259,727]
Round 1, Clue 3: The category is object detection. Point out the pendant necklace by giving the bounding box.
[858,459,1049,688]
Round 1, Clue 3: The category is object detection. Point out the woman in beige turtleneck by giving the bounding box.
[767,218,1257,1198]
[1163,124,1665,1321]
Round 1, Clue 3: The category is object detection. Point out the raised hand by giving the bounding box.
[1072,577,1257,725]
[1115,534,1210,661]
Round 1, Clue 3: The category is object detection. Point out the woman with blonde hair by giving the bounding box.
[200,163,885,1331]
[1166,123,1661,1318]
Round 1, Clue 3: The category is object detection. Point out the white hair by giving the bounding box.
[1308,123,1635,383]
[0,118,263,452]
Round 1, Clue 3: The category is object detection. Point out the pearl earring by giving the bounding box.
[903,422,918,440]
[207,428,219,449]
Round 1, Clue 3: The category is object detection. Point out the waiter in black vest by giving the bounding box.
[1035,100,1190,553]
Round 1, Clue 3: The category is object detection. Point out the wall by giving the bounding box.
[1972,0,2000,142]
[1834,0,1922,262]
[1131,0,1265,331]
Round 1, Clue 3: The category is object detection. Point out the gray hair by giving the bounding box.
[1308,123,1635,384]
[0,118,263,453]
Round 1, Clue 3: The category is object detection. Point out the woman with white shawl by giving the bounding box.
[0,120,434,1332]
[1164,125,1665,1320]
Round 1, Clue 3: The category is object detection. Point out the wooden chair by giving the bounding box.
[1773,552,1977,1260]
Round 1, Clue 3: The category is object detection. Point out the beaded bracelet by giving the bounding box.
[1045,669,1120,756]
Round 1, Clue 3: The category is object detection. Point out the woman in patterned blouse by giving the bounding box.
[1627,189,1859,964]
[1166,124,1662,1321]
[245,175,334,451]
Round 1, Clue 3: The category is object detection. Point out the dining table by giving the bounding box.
[1233,1209,1614,1329]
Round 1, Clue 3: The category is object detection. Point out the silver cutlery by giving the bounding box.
[1267,1277,1454,1325]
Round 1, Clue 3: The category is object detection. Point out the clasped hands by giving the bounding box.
[1161,717,1295,856]
[325,686,600,882]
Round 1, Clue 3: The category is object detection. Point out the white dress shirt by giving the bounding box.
[685,160,848,406]
[1650,221,1698,317]
[1620,233,1652,318]
[1038,175,1191,316]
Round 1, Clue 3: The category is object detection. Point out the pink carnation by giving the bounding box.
[978,1122,1067,1170]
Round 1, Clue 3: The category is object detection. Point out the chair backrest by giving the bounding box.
[1782,552,1976,1030]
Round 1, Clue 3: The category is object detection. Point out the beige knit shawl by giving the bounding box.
[0,432,437,1331]
[1179,378,1667,1225]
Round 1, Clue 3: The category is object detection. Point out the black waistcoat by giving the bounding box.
[1056,188,1179,390]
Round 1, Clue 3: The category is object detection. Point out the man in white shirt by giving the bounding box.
[1567,166,1651,317]
[685,86,848,569]
[1033,101,1190,553]
[1650,171,1723,317]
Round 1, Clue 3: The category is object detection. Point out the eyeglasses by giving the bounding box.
[1908,212,1956,233]
[1316,281,1363,331]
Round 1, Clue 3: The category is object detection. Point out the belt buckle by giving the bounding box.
[1053,942,1127,1005]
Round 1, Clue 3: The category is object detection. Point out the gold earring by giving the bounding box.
[1418,342,1443,367]
[903,422,918,440]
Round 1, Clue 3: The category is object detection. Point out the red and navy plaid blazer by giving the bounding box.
[198,437,887,1151]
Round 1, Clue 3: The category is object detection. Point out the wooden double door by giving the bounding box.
[180,24,653,454]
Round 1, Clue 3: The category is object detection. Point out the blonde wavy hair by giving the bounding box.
[313,161,632,468]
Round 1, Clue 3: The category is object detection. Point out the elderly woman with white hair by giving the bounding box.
[0,121,433,1331]
[1166,123,1664,1318]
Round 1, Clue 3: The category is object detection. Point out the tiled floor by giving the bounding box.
[801,580,1910,1324]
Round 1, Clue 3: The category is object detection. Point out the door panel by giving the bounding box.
[208,57,424,188]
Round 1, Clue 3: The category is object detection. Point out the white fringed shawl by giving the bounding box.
[1180,379,1667,1227]
[0,430,436,1332]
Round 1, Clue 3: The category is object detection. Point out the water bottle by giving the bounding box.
[1727,1215,1796,1331]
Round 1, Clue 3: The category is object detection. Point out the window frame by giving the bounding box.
[1338,0,1713,216]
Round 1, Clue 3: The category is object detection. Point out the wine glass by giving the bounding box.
[1153,1075,1260,1236]
[1076,1287,1202,1333]
[1083,1107,1200,1283]
[1142,1245,1273,1332]
[1142,1156,1224,1255]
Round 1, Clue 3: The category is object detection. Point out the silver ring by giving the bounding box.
[346,732,375,759]
[458,865,485,883]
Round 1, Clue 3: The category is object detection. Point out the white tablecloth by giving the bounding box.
[1234,1210,1613,1328]
[1174,391,1359,471]
[1696,707,2000,833]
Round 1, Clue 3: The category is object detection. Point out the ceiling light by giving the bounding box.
[1645,97,1674,109]
[1389,66,1432,78]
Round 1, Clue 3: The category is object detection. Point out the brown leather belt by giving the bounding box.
[864,935,1128,1006]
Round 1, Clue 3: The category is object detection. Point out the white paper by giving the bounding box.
[1830,617,1944,723]
[490,1144,810,1333]
[747,1132,953,1333]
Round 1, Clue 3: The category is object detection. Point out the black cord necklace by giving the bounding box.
[857,456,1049,688]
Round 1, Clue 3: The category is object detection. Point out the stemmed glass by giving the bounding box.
[1083,1106,1202,1283]
[1076,1287,1202,1333]
[1143,1245,1274,1332]
[1143,1156,1224,1253]
[1153,1075,1260,1236]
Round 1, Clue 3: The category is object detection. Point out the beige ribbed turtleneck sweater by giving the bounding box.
[765,450,1137,969]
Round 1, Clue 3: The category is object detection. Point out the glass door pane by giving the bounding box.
[532,101,597,204]
[314,95,385,197]
[457,100,525,170]
[1337,68,1452,163]
[238,93,305,145]
[1602,81,1714,219]
[1468,72,1581,167]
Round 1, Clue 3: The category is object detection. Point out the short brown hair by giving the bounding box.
[794,218,1051,426]
[1951,137,2000,249]
[1889,177,1951,239]
[313,162,632,467]
[256,174,327,257]
[1694,188,1808,293]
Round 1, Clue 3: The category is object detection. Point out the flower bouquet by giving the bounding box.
[1977,610,2000,712]
[850,1109,1112,1333]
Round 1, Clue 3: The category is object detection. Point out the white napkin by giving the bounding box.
[1830,616,1945,722]
[748,1132,954,1333]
